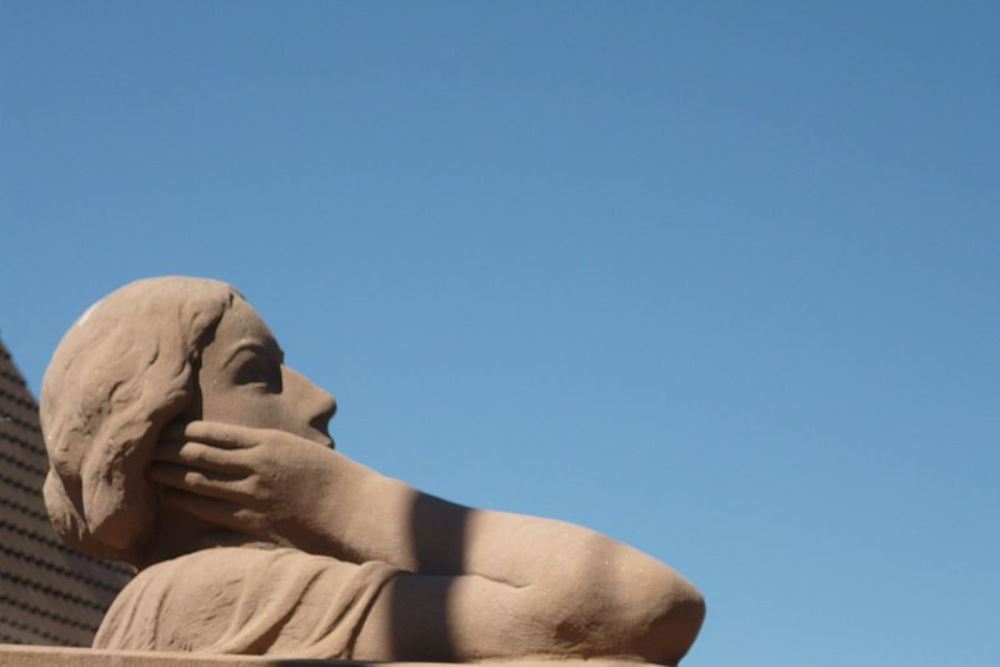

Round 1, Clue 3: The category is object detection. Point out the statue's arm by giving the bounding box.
[324,453,705,663]
[352,562,702,664]
[151,421,705,663]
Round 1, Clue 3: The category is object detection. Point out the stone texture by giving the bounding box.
[38,277,705,663]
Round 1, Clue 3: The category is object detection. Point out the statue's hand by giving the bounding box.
[148,420,340,553]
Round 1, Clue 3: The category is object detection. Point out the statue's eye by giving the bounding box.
[232,355,281,390]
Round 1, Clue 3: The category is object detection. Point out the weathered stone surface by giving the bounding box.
[37,277,705,663]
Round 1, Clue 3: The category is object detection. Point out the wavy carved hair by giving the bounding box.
[40,277,241,565]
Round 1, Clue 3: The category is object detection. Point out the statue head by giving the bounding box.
[40,276,336,565]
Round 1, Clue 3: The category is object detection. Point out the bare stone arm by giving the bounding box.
[151,421,705,664]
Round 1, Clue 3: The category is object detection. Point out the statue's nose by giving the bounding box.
[314,391,337,425]
[284,366,337,430]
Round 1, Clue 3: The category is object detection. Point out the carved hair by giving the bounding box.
[40,277,241,564]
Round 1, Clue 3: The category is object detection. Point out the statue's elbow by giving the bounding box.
[524,536,705,664]
[639,578,705,665]
[542,564,706,664]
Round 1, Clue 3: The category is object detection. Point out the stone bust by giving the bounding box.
[40,276,705,664]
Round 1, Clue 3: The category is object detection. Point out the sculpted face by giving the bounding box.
[194,298,336,446]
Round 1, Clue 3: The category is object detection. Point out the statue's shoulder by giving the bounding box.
[94,546,298,650]
[95,546,398,656]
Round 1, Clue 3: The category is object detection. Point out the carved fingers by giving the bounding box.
[150,423,271,504]
[180,421,272,449]
[149,419,339,550]
[147,463,258,502]
[154,439,253,472]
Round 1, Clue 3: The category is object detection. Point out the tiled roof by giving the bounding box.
[0,338,132,646]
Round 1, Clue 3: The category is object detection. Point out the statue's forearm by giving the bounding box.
[319,449,597,579]
[315,450,477,572]
[318,451,705,663]
[324,449,693,587]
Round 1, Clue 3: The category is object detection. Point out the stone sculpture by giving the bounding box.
[39,277,705,664]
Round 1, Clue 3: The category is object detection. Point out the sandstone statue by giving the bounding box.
[39,277,705,664]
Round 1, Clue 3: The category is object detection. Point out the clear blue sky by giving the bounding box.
[2,2,998,665]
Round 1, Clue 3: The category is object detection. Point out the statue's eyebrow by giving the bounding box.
[222,338,284,368]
